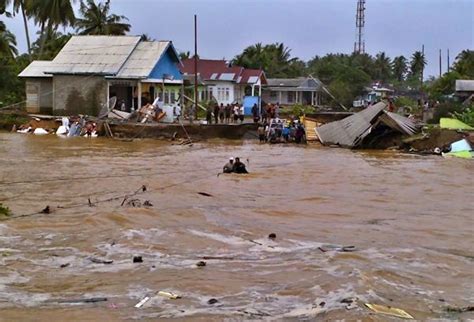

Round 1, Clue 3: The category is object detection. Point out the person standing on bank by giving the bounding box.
[214,103,219,124]
[251,104,259,123]
[219,103,225,123]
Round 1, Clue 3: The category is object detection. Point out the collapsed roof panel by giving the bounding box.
[315,102,387,147]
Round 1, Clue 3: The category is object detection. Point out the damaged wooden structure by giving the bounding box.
[315,102,418,149]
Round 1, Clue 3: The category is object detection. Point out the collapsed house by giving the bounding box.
[315,102,418,149]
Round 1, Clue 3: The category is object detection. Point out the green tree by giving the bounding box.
[0,0,32,57]
[0,20,17,57]
[31,29,70,60]
[409,51,426,78]
[76,0,130,35]
[232,42,304,77]
[29,0,75,56]
[392,55,408,82]
[179,51,190,60]
[452,50,474,78]
[428,71,462,99]
[373,52,392,82]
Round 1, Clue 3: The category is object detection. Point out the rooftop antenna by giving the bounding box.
[354,0,366,54]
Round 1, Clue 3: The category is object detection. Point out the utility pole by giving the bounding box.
[447,49,450,73]
[354,0,366,54]
[439,49,442,78]
[420,45,425,117]
[194,14,199,113]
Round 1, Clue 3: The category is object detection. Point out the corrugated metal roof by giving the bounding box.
[267,78,304,87]
[114,41,170,79]
[315,102,387,147]
[18,61,54,78]
[45,35,141,75]
[266,77,322,89]
[455,80,474,92]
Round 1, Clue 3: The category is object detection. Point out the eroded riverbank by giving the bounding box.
[0,133,473,321]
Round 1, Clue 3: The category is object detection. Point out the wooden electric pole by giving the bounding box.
[194,14,198,112]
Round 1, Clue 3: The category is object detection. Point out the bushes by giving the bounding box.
[452,107,474,126]
[289,104,315,116]
[428,102,465,124]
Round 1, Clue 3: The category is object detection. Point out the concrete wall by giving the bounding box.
[25,78,53,114]
[53,75,107,116]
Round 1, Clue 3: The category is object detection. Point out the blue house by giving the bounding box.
[19,35,183,115]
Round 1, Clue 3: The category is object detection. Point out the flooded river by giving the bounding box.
[0,133,473,321]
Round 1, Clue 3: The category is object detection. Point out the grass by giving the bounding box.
[0,203,11,218]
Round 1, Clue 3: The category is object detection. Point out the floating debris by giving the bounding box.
[268,233,276,239]
[196,261,206,267]
[89,257,113,265]
[197,192,213,197]
[208,298,219,305]
[158,291,181,299]
[365,303,414,319]
[133,256,143,263]
[445,306,474,313]
[134,296,150,308]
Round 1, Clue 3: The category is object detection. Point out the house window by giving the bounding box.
[270,91,277,99]
[170,91,176,103]
[164,90,170,104]
[288,91,294,103]
[225,88,230,101]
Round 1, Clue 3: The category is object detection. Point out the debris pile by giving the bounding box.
[315,102,418,149]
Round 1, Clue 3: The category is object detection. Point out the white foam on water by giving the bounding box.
[122,228,167,240]
[187,229,250,246]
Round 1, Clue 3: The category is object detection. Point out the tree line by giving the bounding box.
[0,0,473,108]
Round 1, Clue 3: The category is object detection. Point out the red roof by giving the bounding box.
[180,58,265,84]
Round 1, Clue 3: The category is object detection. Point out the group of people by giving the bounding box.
[207,103,245,124]
[223,157,248,174]
[257,118,306,144]
[251,102,281,124]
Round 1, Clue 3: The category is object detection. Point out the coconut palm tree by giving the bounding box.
[373,52,392,83]
[76,0,130,35]
[0,20,17,57]
[453,50,474,78]
[0,0,32,57]
[391,55,408,82]
[28,0,75,57]
[409,51,427,78]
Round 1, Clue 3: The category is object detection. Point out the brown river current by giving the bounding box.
[0,133,473,321]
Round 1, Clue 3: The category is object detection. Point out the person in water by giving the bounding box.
[223,157,234,173]
[232,157,248,174]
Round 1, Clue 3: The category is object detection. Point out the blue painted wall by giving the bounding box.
[149,47,182,80]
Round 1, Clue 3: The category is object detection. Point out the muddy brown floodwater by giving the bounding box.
[0,133,473,321]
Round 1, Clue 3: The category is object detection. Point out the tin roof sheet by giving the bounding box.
[114,41,170,79]
[45,35,141,75]
[18,60,54,78]
[315,102,387,147]
[455,80,474,92]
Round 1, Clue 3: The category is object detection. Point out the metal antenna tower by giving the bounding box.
[354,0,366,54]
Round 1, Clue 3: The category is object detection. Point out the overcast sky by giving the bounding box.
[3,0,473,78]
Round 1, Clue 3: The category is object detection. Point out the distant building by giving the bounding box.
[19,35,183,115]
[262,77,324,106]
[353,84,394,108]
[180,58,266,106]
[455,80,474,99]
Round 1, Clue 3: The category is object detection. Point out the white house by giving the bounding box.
[180,58,267,106]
